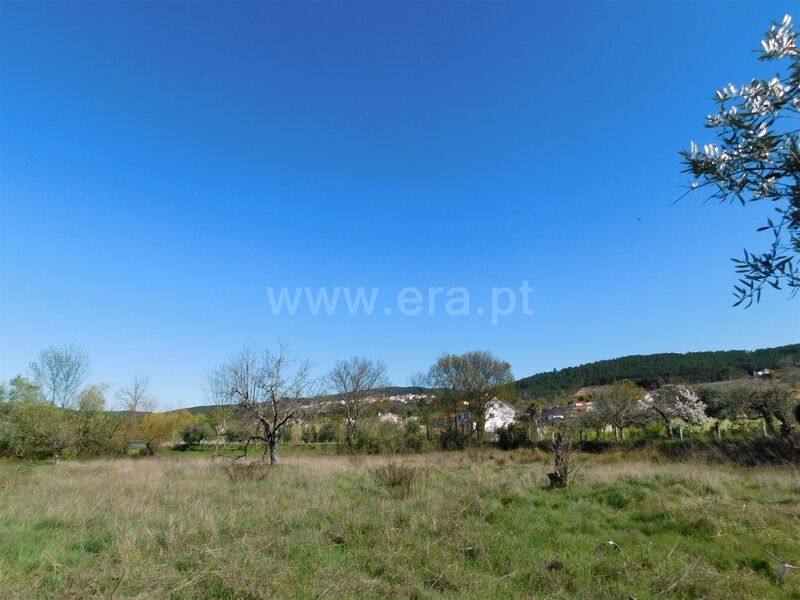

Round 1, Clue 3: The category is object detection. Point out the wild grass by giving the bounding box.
[0,451,798,598]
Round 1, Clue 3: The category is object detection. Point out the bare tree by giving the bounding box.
[215,344,316,464]
[206,370,235,459]
[116,373,151,414]
[328,357,388,449]
[29,345,90,408]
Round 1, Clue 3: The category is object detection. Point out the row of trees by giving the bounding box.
[201,346,515,463]
[543,379,798,443]
[3,344,797,463]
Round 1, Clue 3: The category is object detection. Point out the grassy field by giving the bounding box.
[1,452,799,599]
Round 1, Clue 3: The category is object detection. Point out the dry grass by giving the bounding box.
[0,452,798,598]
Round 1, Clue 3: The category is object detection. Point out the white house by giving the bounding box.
[483,399,516,433]
[377,412,402,424]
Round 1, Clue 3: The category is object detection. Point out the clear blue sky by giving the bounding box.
[1,1,798,408]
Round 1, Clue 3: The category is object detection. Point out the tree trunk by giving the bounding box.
[679,425,684,442]
[476,410,485,445]
[547,433,569,489]
[715,421,721,441]
[667,422,673,438]
[268,435,278,465]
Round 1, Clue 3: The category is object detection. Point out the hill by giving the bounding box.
[516,344,799,399]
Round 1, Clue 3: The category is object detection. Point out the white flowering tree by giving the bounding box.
[646,386,708,441]
[681,14,799,306]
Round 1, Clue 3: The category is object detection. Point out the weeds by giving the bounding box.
[370,462,416,497]
[223,461,272,483]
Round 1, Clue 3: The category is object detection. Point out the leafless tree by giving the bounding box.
[116,373,152,414]
[328,357,388,448]
[215,344,317,464]
[29,345,90,408]
[205,370,235,459]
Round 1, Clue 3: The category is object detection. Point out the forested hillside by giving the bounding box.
[516,344,799,399]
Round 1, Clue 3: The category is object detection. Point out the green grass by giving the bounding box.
[0,451,798,598]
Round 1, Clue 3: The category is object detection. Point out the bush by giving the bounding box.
[225,425,247,443]
[370,462,416,497]
[497,422,530,450]
[404,420,421,435]
[301,426,317,444]
[182,424,212,447]
[439,428,470,451]
[355,429,383,454]
[318,421,339,443]
[404,431,424,452]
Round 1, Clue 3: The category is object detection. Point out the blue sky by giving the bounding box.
[1,1,798,408]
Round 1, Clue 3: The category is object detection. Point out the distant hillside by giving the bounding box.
[516,344,799,399]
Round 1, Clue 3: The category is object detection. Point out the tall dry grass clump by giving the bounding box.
[370,461,416,497]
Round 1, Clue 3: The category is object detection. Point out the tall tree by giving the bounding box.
[681,14,800,305]
[429,351,514,444]
[29,345,90,408]
[328,357,388,448]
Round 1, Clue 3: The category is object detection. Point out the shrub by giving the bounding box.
[439,428,470,451]
[497,422,530,450]
[301,426,317,444]
[318,421,339,443]
[370,462,416,497]
[225,425,247,443]
[404,420,421,435]
[403,431,424,452]
[182,424,212,448]
[355,429,384,454]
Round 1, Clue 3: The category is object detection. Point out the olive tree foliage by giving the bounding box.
[29,344,90,408]
[590,380,646,441]
[428,350,514,444]
[681,14,800,306]
[328,356,388,448]
[696,379,797,437]
[645,386,708,439]
[212,344,317,464]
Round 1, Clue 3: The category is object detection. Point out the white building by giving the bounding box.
[483,399,516,433]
